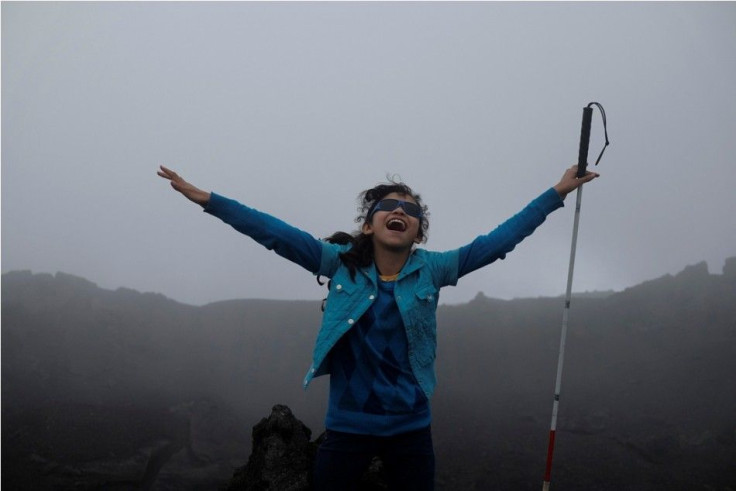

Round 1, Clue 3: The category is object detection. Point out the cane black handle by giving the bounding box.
[577,106,593,178]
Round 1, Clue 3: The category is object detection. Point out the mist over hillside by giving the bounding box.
[3,258,735,490]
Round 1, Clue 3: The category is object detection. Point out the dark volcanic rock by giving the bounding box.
[224,405,386,491]
[225,405,315,491]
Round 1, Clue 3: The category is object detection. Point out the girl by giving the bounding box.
[157,165,598,490]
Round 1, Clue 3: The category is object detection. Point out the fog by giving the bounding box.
[3,2,735,305]
[4,261,735,489]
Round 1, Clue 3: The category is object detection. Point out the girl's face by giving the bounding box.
[362,192,422,251]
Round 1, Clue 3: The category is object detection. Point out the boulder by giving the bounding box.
[224,405,386,490]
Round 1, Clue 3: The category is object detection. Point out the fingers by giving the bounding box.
[157,165,188,195]
[157,165,173,180]
[158,165,178,178]
[568,165,600,181]
[157,165,184,183]
[581,168,600,182]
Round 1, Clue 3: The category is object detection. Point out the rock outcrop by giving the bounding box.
[224,405,386,491]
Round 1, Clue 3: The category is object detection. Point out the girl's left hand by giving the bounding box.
[553,165,600,199]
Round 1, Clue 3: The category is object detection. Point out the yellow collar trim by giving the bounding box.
[379,273,400,282]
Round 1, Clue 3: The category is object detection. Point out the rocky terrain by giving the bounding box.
[2,258,735,489]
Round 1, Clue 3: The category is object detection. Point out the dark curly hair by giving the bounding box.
[322,177,429,281]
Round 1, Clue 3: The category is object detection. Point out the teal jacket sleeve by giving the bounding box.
[457,187,564,278]
[203,192,324,274]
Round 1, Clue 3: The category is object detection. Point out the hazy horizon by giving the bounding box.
[2,253,731,308]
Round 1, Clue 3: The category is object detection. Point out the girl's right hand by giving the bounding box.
[157,165,211,207]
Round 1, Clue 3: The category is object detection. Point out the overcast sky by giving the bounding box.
[3,2,735,306]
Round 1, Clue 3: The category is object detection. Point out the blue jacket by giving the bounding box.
[204,187,564,399]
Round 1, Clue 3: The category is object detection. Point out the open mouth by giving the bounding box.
[387,218,407,232]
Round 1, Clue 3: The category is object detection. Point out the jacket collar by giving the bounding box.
[361,249,426,282]
[398,249,425,279]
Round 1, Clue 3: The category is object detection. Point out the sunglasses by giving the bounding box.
[369,199,423,219]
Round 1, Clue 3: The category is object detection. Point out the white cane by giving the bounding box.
[543,102,609,491]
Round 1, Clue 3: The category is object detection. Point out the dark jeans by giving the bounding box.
[314,426,435,491]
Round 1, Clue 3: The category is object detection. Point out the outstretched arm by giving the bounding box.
[455,164,600,279]
[157,165,325,274]
[157,165,211,207]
